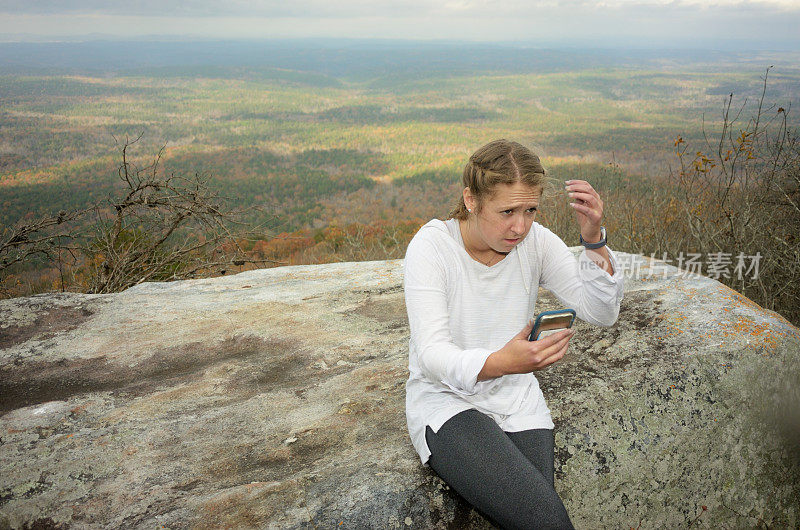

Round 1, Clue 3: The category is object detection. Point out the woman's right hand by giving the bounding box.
[477,320,573,381]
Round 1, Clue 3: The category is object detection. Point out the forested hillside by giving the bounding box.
[2,41,798,321]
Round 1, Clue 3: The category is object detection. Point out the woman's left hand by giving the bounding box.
[565,179,603,243]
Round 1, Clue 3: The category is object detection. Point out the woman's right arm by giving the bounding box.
[404,235,496,394]
[477,322,574,381]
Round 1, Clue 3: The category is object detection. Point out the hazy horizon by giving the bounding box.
[1,0,799,50]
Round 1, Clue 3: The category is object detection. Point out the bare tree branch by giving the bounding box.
[2,136,278,296]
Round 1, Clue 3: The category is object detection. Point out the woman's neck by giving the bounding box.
[458,218,507,266]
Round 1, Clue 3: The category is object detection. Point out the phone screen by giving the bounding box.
[529,310,576,341]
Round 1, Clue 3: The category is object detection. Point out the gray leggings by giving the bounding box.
[425,409,575,530]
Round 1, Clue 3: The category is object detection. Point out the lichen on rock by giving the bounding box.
[1,254,798,528]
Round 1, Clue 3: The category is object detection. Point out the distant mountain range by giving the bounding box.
[1,39,798,79]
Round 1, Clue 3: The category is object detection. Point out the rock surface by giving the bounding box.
[1,252,799,529]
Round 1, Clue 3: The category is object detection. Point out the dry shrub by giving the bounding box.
[540,69,800,325]
[1,135,273,296]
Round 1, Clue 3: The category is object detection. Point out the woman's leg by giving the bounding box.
[506,428,556,488]
[425,409,574,530]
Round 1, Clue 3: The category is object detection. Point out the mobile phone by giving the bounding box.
[528,309,576,341]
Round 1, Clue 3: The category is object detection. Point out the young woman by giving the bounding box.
[403,139,624,529]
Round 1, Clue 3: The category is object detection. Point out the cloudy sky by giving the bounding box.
[1,0,799,47]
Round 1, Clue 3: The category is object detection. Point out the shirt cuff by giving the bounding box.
[441,348,496,395]
[579,246,623,283]
[579,246,624,304]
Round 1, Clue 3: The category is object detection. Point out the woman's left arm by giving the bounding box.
[566,179,614,275]
[537,179,624,327]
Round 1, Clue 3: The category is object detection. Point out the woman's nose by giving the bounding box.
[511,214,525,235]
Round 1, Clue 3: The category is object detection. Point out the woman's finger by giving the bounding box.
[535,340,570,369]
[567,184,601,201]
[532,327,573,348]
[566,182,601,204]
[566,182,603,211]
[569,201,603,222]
[531,331,572,362]
[565,180,597,194]
[516,319,535,340]
[565,179,596,189]
[568,190,599,206]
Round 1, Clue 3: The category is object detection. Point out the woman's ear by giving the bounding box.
[463,187,475,213]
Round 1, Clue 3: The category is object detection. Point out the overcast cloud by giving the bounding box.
[1,0,799,46]
[1,0,799,17]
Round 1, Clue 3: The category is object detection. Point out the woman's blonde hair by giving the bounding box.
[449,139,546,220]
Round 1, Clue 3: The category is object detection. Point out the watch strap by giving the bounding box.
[580,226,607,249]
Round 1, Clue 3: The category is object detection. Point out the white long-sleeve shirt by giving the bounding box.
[404,218,624,464]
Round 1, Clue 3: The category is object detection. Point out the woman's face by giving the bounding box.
[466,181,541,253]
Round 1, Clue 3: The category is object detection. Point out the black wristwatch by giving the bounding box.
[580,226,607,249]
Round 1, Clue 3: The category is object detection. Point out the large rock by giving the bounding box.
[1,253,798,529]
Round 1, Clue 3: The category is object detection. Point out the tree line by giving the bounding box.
[2,72,799,326]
